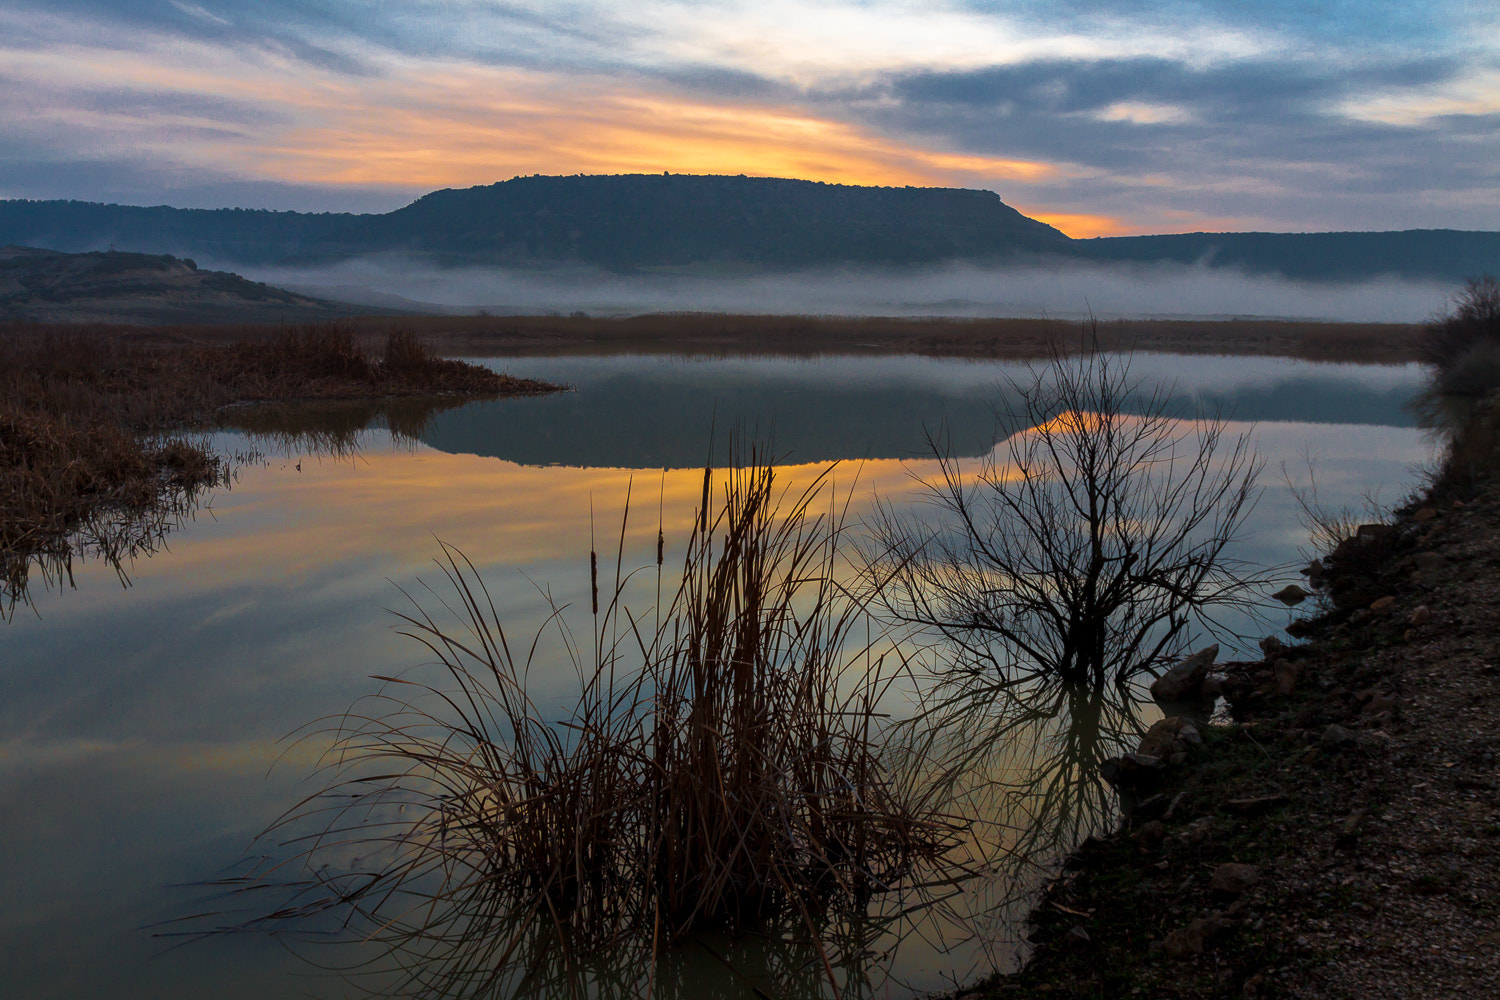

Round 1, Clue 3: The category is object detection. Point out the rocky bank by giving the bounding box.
[960,454,1500,997]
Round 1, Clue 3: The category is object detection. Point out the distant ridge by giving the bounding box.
[0,245,359,324]
[0,174,1497,282]
[0,175,1068,272]
[1077,230,1500,284]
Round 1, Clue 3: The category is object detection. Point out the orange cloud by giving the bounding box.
[3,33,1061,198]
[1014,208,1133,238]
[252,77,1059,193]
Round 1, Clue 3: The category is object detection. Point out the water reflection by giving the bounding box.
[2,396,478,614]
[897,671,1153,973]
[420,355,1421,470]
[2,458,229,618]
[217,396,481,457]
[0,352,1434,1000]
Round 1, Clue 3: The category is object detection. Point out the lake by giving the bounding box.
[0,352,1432,999]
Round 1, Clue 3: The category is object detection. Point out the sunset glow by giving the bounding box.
[1,2,1492,232]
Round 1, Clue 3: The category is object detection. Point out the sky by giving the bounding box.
[1,1,1497,236]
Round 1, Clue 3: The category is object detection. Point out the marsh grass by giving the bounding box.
[205,453,963,998]
[0,323,559,608]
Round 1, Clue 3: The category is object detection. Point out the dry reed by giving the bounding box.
[207,452,962,998]
[0,323,560,608]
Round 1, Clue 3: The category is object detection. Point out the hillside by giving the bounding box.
[0,175,1497,281]
[0,246,357,324]
[1077,230,1500,283]
[0,176,1068,273]
[331,174,1071,268]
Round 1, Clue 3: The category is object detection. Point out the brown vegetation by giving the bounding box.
[952,317,1500,999]
[4,311,1422,363]
[341,312,1423,363]
[206,457,963,998]
[0,322,560,609]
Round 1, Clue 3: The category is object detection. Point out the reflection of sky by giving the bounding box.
[0,355,1434,999]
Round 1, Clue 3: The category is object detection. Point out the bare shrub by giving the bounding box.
[865,343,1265,687]
[1417,275,1500,371]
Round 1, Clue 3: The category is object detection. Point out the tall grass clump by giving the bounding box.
[216,453,960,998]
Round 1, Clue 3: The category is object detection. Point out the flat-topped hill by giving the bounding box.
[0,176,1068,272]
[0,175,1497,282]
[339,173,1073,268]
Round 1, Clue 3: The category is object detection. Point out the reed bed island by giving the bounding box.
[0,322,560,610]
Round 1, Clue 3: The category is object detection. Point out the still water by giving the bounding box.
[1,353,1430,999]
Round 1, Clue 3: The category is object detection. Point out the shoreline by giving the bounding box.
[962,423,1500,998]
[3,313,1422,364]
[0,324,563,609]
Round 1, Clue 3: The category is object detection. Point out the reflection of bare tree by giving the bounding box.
[898,668,1150,966]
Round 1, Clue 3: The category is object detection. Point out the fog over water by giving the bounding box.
[246,255,1458,323]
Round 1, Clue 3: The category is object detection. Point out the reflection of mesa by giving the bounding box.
[416,354,1422,470]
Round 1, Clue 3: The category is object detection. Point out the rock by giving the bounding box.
[1210,862,1261,894]
[1362,693,1398,716]
[1137,716,1203,759]
[1410,605,1432,626]
[1335,809,1368,849]
[1258,635,1286,656]
[1164,915,1235,958]
[1062,925,1091,947]
[1286,618,1316,638]
[1224,794,1290,814]
[1330,536,1359,560]
[1131,820,1166,850]
[1202,674,1225,698]
[1413,551,1446,574]
[1133,793,1169,818]
[1274,661,1299,695]
[1181,817,1214,845]
[1102,753,1168,787]
[1272,584,1309,605]
[1349,608,1372,624]
[1356,522,1392,539]
[1298,559,1324,579]
[1150,645,1219,701]
[1369,595,1396,613]
[1414,507,1439,521]
[1320,723,1357,749]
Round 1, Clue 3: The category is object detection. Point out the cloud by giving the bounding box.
[0,1,1496,232]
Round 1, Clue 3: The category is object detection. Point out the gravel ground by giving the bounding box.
[959,471,1500,998]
